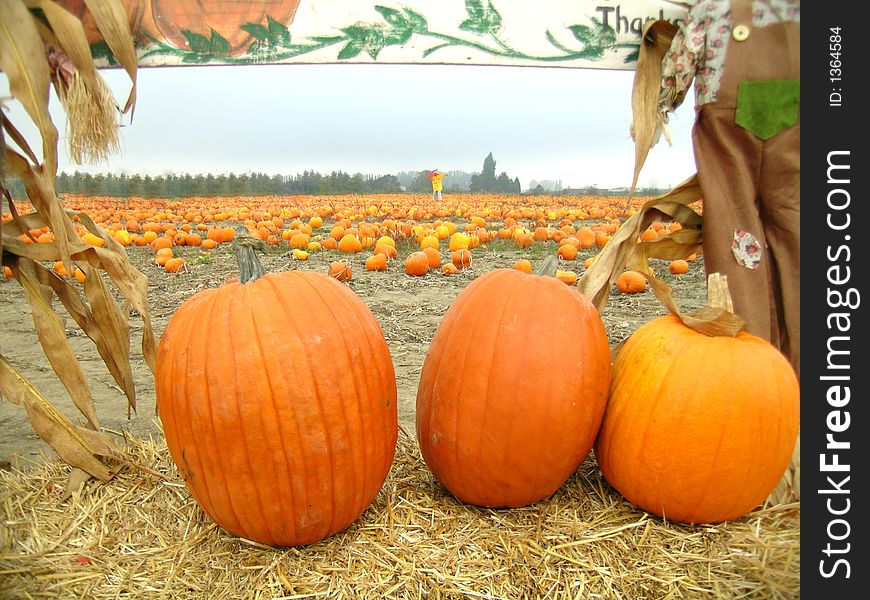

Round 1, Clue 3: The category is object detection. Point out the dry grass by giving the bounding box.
[0,427,799,599]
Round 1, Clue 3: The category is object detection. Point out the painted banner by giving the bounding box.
[66,0,688,70]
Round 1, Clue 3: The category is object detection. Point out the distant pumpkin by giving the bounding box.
[616,270,647,294]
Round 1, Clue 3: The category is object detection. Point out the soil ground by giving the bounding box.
[0,236,708,467]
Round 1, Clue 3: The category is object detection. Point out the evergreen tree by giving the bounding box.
[470,152,499,192]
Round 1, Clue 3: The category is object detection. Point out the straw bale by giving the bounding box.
[0,428,799,599]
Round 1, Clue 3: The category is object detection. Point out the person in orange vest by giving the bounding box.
[428,169,447,201]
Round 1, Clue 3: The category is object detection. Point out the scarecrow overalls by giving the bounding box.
[690,0,801,378]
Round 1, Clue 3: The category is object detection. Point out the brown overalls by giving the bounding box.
[691,0,801,379]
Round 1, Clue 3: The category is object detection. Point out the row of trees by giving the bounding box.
[48,170,405,198]
[6,152,664,199]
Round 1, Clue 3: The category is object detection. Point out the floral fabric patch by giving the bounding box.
[731,229,762,269]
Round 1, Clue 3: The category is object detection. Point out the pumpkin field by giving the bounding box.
[0,192,799,598]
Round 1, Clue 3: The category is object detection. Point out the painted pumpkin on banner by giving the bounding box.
[148,0,302,55]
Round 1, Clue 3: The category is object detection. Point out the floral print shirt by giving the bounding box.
[659,0,800,113]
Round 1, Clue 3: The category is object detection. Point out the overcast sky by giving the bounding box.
[2,63,698,191]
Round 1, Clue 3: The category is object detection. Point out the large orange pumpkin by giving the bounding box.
[416,261,611,508]
[155,234,398,546]
[594,301,800,524]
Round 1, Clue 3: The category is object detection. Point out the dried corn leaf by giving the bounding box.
[32,0,100,82]
[4,227,156,368]
[0,355,116,482]
[3,218,157,376]
[628,19,677,197]
[0,0,59,177]
[79,261,136,412]
[32,0,121,164]
[78,0,138,116]
[578,175,703,314]
[5,146,78,273]
[0,109,41,166]
[29,255,138,413]
[14,258,102,430]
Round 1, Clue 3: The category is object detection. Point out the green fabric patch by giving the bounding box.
[735,80,800,140]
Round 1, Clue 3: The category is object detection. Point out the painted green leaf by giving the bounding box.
[568,24,594,43]
[209,30,231,55]
[342,24,374,44]
[241,23,271,41]
[340,24,387,59]
[88,41,118,66]
[182,52,213,64]
[337,41,363,59]
[403,8,428,33]
[624,46,640,63]
[309,35,345,44]
[375,5,404,25]
[465,0,486,20]
[374,6,413,45]
[485,1,503,30]
[460,0,502,35]
[183,30,213,53]
[267,15,291,45]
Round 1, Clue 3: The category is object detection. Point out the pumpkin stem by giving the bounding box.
[232,225,267,283]
[679,272,745,337]
[534,255,559,277]
[705,272,734,312]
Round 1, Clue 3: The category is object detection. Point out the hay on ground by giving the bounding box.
[0,428,799,599]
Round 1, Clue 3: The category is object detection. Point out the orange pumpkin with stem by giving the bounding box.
[594,274,799,523]
[155,228,397,546]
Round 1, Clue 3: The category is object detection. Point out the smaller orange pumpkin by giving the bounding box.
[616,270,647,294]
[404,252,430,277]
[513,259,532,274]
[165,257,188,273]
[328,261,353,282]
[338,234,363,253]
[556,244,578,261]
[451,249,472,270]
[422,247,441,269]
[82,232,106,247]
[365,254,388,272]
[440,263,458,276]
[555,270,577,286]
[669,259,690,275]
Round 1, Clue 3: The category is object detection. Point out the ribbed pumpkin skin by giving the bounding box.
[416,269,611,508]
[156,271,397,546]
[594,314,800,524]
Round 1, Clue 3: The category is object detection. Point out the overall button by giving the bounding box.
[733,24,750,41]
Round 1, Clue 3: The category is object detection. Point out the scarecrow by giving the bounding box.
[427,169,447,201]
[659,0,801,379]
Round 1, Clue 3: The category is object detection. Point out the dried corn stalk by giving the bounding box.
[0,0,152,498]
